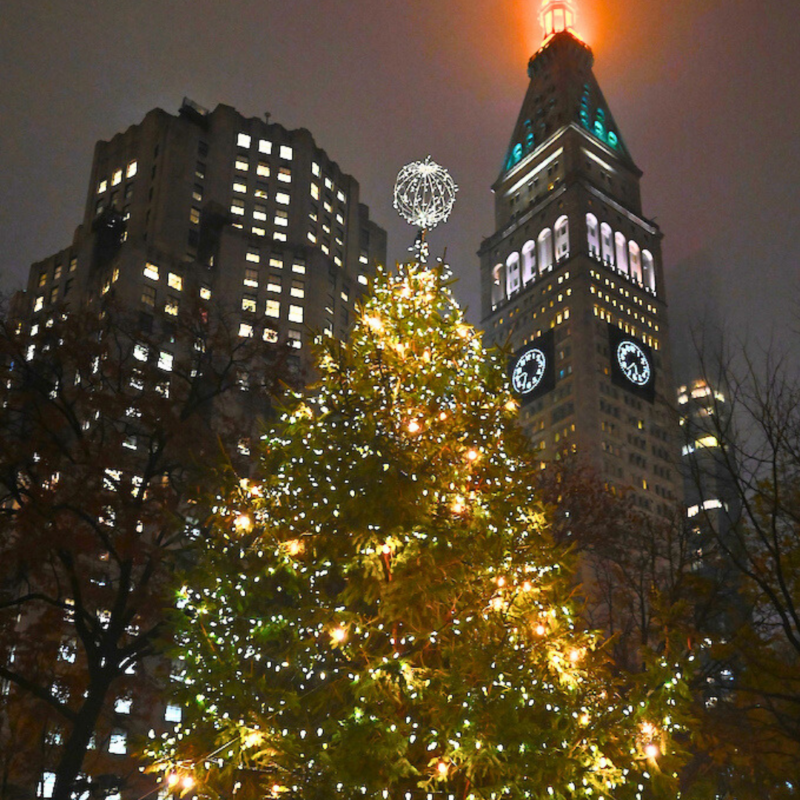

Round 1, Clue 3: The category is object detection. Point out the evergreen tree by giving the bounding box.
[153,262,690,800]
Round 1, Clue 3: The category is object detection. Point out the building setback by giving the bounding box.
[479,0,683,516]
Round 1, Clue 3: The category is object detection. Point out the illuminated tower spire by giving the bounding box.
[539,0,578,41]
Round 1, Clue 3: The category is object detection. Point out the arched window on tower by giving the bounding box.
[555,216,570,261]
[642,250,656,293]
[506,252,521,297]
[600,222,614,265]
[522,240,537,285]
[586,213,599,258]
[538,229,554,273]
[628,241,642,284]
[615,232,629,275]
[492,264,505,308]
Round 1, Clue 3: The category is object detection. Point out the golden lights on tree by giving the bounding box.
[148,257,692,799]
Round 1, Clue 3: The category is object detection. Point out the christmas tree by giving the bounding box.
[151,258,690,800]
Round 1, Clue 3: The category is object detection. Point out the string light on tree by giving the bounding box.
[148,169,692,798]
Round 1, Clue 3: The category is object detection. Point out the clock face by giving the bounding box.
[512,347,547,395]
[616,340,651,386]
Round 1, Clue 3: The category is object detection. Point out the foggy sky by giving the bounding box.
[2,0,799,361]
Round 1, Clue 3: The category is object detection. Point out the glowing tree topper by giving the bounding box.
[393,156,457,262]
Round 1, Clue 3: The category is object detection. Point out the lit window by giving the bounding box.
[126,160,138,178]
[69,257,77,272]
[38,270,47,287]
[133,344,148,362]
[325,177,333,190]
[158,351,173,371]
[292,262,306,275]
[167,273,183,291]
[144,263,159,280]
[252,226,266,237]
[231,200,245,216]
[165,298,179,316]
[312,162,320,176]
[108,729,127,755]
[190,207,200,224]
[280,145,293,160]
[311,183,320,200]
[200,286,211,300]
[267,277,281,293]
[257,161,270,177]
[246,249,260,263]
[258,139,272,154]
[324,200,333,213]
[241,295,257,313]
[337,190,346,203]
[288,304,304,324]
[253,203,267,221]
[254,182,268,199]
[358,274,368,285]
[273,231,287,242]
[39,772,56,799]
[336,212,344,225]
[232,181,247,194]
[307,231,317,243]
[112,169,123,186]
[141,286,156,307]
[97,179,107,194]
[263,327,278,343]
[237,132,251,148]
[340,290,349,302]
[276,191,290,205]
[290,280,304,298]
[266,300,280,318]
[274,210,288,227]
[164,704,182,723]
[696,435,719,449]
[114,697,132,715]
[243,268,258,287]
[238,322,254,338]
[269,257,283,269]
[49,287,59,304]
[288,329,302,349]
[278,166,291,183]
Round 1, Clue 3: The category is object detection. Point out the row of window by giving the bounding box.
[96,160,138,194]
[492,215,570,307]
[586,214,656,292]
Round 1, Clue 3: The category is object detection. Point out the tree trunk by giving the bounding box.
[52,677,111,800]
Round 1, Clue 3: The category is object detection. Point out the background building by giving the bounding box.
[3,100,385,800]
[479,0,682,516]
[24,99,386,373]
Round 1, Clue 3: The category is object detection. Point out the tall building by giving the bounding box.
[479,0,682,515]
[3,100,385,800]
[24,99,386,370]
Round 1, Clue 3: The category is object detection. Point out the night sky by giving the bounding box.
[2,0,799,364]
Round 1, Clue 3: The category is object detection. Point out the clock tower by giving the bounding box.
[480,0,682,516]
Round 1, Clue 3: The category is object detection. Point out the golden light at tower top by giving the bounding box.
[393,156,457,232]
[539,0,579,41]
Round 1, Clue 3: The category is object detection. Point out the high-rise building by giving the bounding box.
[4,100,385,800]
[24,99,386,369]
[479,0,682,515]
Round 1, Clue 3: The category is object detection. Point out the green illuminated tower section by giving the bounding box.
[479,0,682,516]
